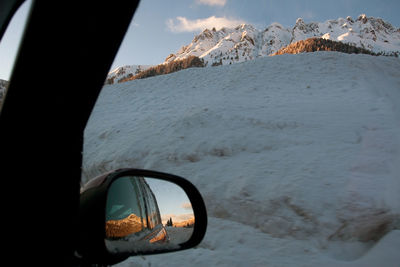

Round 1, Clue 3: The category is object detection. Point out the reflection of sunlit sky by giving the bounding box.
[145,178,194,223]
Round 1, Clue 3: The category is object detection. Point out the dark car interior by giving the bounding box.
[1,0,142,265]
[1,1,208,265]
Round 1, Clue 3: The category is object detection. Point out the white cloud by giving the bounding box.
[181,202,192,210]
[196,0,227,6]
[167,16,246,33]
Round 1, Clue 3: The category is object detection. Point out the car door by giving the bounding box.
[0,1,141,265]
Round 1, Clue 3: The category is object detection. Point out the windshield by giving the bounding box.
[83,0,400,266]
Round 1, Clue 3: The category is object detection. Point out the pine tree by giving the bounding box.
[166,217,174,227]
[135,65,142,75]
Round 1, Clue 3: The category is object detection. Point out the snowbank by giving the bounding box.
[83,52,400,266]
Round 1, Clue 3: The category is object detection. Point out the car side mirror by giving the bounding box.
[77,168,207,265]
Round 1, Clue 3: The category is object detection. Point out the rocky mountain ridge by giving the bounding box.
[106,65,153,85]
[104,14,399,84]
[165,14,400,66]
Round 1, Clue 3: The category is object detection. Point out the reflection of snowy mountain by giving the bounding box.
[106,213,143,238]
[162,214,194,227]
[173,218,195,228]
[85,52,400,266]
[165,14,400,66]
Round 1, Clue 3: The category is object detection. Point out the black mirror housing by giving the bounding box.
[78,168,207,265]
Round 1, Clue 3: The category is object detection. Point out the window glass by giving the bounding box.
[87,0,400,265]
[106,178,142,221]
[137,177,156,229]
[143,179,162,227]
[133,177,148,228]
[105,177,146,239]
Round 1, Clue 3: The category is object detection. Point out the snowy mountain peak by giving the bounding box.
[164,14,400,67]
[357,13,367,23]
[107,15,399,84]
[193,28,215,42]
[346,16,354,23]
[295,17,305,26]
[235,23,256,31]
[105,64,153,84]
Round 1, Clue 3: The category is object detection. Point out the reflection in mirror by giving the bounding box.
[105,176,194,255]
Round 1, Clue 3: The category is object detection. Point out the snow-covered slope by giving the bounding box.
[165,14,400,66]
[106,65,153,84]
[84,52,400,266]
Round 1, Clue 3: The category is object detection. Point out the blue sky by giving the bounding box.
[146,178,193,224]
[1,0,400,80]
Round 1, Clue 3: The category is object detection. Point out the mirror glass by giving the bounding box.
[105,176,195,255]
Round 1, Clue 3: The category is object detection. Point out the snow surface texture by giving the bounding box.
[83,52,400,266]
[165,14,400,67]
